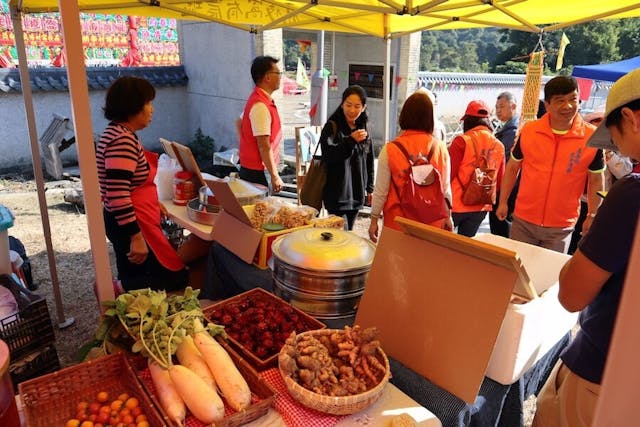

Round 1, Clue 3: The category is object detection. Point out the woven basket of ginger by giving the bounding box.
[278,325,390,415]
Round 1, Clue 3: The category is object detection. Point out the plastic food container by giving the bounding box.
[173,170,197,205]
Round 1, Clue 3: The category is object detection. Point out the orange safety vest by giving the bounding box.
[514,114,598,227]
[383,130,449,230]
[239,87,282,170]
[450,127,505,213]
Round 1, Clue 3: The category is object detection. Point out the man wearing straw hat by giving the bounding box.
[532,68,640,427]
[496,76,605,253]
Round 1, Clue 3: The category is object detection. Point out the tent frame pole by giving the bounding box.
[10,4,73,329]
[57,0,115,306]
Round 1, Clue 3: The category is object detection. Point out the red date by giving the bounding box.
[210,295,315,360]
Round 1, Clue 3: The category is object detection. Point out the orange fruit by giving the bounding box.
[125,397,139,409]
[110,399,124,411]
[135,414,147,423]
[136,421,150,427]
[65,420,81,427]
[80,421,94,427]
[117,393,130,402]
[96,391,109,403]
[76,401,89,413]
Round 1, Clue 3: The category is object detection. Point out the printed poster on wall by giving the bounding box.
[0,0,180,68]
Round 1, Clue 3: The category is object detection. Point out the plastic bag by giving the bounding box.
[155,153,181,200]
[249,198,317,230]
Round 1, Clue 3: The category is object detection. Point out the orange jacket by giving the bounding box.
[239,87,282,170]
[383,130,449,230]
[450,127,505,213]
[513,114,598,227]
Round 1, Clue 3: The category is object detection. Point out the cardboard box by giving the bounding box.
[474,233,578,385]
[355,217,577,403]
[208,181,312,269]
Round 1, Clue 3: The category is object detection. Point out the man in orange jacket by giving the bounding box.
[496,76,605,253]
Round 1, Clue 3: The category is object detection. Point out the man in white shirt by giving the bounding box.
[238,56,284,193]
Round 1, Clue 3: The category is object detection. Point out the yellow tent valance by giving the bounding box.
[14,0,640,39]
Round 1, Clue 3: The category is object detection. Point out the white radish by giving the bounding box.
[192,319,252,411]
[168,363,226,424]
[176,335,218,392]
[148,360,186,427]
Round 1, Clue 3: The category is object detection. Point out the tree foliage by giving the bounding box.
[420,18,640,74]
[283,39,311,72]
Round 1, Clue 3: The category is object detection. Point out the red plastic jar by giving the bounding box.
[173,171,196,206]
[0,340,19,427]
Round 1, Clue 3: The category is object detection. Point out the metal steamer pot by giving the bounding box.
[270,228,376,319]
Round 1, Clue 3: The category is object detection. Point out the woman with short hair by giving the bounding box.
[368,91,452,242]
[97,76,188,291]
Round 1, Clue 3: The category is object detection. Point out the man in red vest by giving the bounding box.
[496,76,605,253]
[239,56,284,193]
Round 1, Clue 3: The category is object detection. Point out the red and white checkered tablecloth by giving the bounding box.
[260,368,347,427]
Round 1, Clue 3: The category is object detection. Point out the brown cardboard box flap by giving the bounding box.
[208,180,261,262]
[207,180,252,227]
[211,211,262,263]
[355,221,522,404]
[159,137,205,188]
[397,218,537,301]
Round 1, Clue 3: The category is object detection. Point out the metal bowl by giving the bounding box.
[186,198,221,225]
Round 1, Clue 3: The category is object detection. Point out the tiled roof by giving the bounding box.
[417,71,553,86]
[0,65,188,93]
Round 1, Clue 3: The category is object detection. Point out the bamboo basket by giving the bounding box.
[18,352,166,427]
[279,329,391,415]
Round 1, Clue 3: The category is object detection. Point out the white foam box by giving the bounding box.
[355,218,579,404]
[474,233,578,385]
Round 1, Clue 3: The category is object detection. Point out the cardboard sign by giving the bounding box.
[355,219,525,404]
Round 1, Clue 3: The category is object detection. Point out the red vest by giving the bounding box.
[514,114,598,227]
[239,87,282,170]
[383,130,449,230]
[451,127,505,213]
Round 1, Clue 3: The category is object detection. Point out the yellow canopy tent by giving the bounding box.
[16,0,640,38]
[8,0,640,324]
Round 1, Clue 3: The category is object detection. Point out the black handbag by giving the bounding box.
[300,121,336,211]
[300,135,327,211]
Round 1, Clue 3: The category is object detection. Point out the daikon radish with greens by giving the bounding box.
[192,318,252,411]
[176,335,218,392]
[148,360,186,427]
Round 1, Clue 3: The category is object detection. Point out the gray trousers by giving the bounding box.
[510,216,574,253]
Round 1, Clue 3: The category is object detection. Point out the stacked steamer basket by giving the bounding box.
[270,228,376,321]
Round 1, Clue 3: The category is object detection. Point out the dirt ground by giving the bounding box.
[0,176,105,368]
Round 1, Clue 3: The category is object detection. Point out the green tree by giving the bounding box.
[562,21,620,66]
[618,18,640,59]
[283,39,311,72]
[494,61,528,74]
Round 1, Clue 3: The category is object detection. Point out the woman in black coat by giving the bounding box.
[319,85,374,230]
